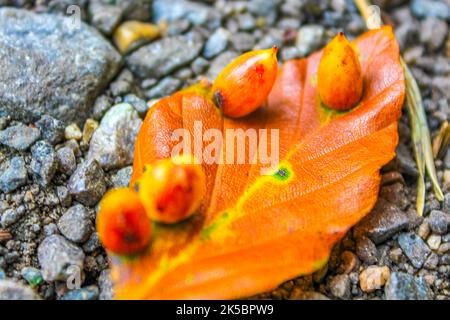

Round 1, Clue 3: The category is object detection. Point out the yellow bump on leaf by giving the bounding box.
[317,32,363,110]
[113,21,161,53]
[138,155,206,224]
[211,47,278,118]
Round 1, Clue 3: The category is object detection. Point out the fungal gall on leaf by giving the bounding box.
[97,188,152,255]
[317,32,363,110]
[212,47,278,118]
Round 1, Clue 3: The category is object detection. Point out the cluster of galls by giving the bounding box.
[97,32,363,256]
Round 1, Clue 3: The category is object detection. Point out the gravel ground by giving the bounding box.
[0,0,449,300]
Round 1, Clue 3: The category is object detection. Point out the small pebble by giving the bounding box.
[57,204,93,243]
[418,221,430,239]
[56,147,76,175]
[98,269,114,300]
[428,210,449,235]
[37,234,84,282]
[35,115,64,145]
[64,123,83,141]
[359,266,390,293]
[0,156,27,193]
[59,285,99,300]
[385,272,432,300]
[328,274,351,299]
[427,234,442,250]
[398,232,431,268]
[296,25,325,57]
[31,140,57,187]
[356,236,378,265]
[203,28,230,59]
[0,280,38,300]
[68,159,106,207]
[0,123,40,151]
[337,251,359,274]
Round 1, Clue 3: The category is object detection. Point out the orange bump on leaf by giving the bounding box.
[211,47,278,118]
[138,155,206,224]
[317,32,363,110]
[97,188,151,255]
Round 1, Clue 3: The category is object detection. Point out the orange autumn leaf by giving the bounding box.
[109,26,405,299]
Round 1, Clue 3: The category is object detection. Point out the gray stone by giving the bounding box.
[68,159,106,206]
[153,0,219,27]
[254,29,284,50]
[424,252,439,269]
[420,17,449,51]
[296,25,325,57]
[37,234,84,282]
[396,143,419,177]
[444,193,450,213]
[203,28,230,59]
[112,166,133,188]
[0,124,40,151]
[82,232,101,253]
[116,0,152,21]
[0,117,9,131]
[191,57,209,75]
[411,0,450,20]
[145,77,182,99]
[88,0,123,36]
[0,156,27,193]
[43,0,89,19]
[385,272,432,300]
[126,33,203,79]
[428,210,449,235]
[206,51,239,81]
[87,103,142,170]
[92,95,113,121]
[35,115,65,145]
[281,46,302,61]
[0,280,38,300]
[98,269,114,300]
[0,8,121,124]
[123,94,148,117]
[328,274,351,299]
[379,182,409,210]
[56,186,72,208]
[58,204,93,243]
[237,13,256,31]
[59,285,99,300]
[356,236,378,265]
[43,223,59,237]
[31,141,57,187]
[174,68,193,81]
[1,206,25,228]
[109,69,135,97]
[166,19,192,36]
[248,0,281,16]
[354,199,410,244]
[398,232,431,268]
[231,32,256,52]
[59,285,98,300]
[56,146,77,175]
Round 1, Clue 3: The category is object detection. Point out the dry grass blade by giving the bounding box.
[354,0,444,215]
[433,121,450,160]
